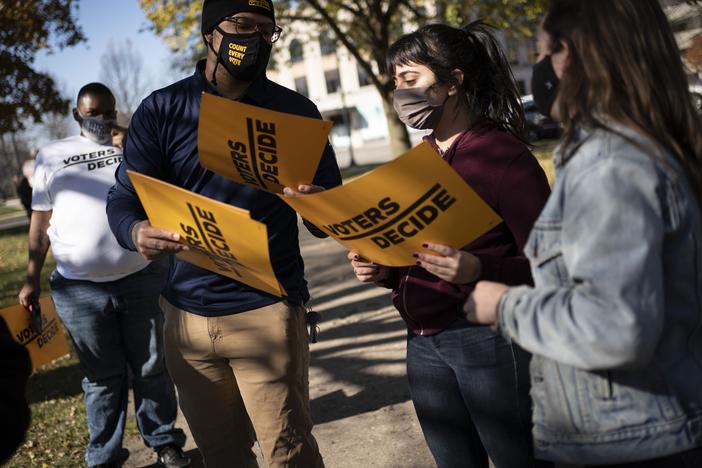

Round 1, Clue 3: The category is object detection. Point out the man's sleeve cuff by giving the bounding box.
[125,218,145,251]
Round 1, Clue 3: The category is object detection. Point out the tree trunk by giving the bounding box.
[10,132,22,170]
[0,134,13,199]
[381,97,411,157]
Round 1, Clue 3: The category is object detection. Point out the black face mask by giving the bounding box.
[531,55,560,118]
[207,27,272,85]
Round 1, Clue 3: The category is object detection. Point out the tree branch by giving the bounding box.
[303,0,390,98]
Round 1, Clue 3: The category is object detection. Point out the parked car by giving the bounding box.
[520,94,561,142]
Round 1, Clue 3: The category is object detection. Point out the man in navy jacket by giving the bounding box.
[106,0,341,466]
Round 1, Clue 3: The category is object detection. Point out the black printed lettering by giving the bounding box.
[432,189,457,211]
[328,184,458,248]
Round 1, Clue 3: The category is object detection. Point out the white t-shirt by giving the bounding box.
[32,135,149,282]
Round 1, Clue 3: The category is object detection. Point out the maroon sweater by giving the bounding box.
[384,121,551,335]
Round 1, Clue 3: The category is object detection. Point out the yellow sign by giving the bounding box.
[198,93,333,194]
[128,171,286,297]
[284,143,502,266]
[0,298,70,370]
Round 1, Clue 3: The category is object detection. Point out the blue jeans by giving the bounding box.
[50,260,185,467]
[407,319,546,468]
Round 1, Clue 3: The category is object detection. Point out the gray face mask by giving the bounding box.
[78,112,115,145]
[392,85,448,130]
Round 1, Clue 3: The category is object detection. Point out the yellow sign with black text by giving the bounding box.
[284,143,502,266]
[128,171,286,297]
[198,93,333,194]
[0,298,70,370]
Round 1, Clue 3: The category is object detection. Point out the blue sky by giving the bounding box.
[34,0,190,105]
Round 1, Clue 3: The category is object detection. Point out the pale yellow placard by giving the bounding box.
[198,93,333,194]
[128,171,286,297]
[284,142,502,266]
[1,298,70,370]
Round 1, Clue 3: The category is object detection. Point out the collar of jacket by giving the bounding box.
[194,59,272,106]
[422,118,496,164]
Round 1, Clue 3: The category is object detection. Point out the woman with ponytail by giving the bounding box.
[349,22,551,468]
[468,1,702,466]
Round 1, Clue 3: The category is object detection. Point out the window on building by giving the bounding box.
[357,65,372,87]
[294,76,308,97]
[319,31,336,56]
[327,113,349,138]
[325,69,341,94]
[289,39,304,63]
[323,108,367,135]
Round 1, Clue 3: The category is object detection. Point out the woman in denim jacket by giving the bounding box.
[467,1,702,467]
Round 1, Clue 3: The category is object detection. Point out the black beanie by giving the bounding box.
[201,0,276,34]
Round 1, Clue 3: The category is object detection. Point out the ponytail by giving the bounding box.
[461,21,527,141]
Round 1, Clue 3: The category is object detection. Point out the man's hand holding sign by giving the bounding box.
[131,220,189,260]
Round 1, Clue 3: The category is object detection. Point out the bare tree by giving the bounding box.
[42,77,74,142]
[99,39,153,121]
[0,132,33,200]
[42,109,73,141]
[21,76,75,150]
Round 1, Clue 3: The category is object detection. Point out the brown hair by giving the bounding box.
[543,0,702,203]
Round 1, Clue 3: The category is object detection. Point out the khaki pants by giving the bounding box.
[160,297,323,468]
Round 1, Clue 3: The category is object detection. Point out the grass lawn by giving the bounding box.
[0,204,24,218]
[0,226,55,309]
[1,226,138,467]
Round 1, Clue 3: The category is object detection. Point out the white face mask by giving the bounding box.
[77,112,115,145]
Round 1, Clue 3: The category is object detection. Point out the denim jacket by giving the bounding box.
[498,123,702,464]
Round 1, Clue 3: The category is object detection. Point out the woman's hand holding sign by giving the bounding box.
[131,220,189,260]
[415,242,482,284]
[348,251,389,283]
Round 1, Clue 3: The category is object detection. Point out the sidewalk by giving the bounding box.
[122,226,435,468]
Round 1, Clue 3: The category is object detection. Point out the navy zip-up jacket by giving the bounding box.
[106,60,342,316]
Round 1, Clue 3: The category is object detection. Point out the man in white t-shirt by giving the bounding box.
[18,83,189,468]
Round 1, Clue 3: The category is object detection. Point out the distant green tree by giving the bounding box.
[0,0,85,132]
